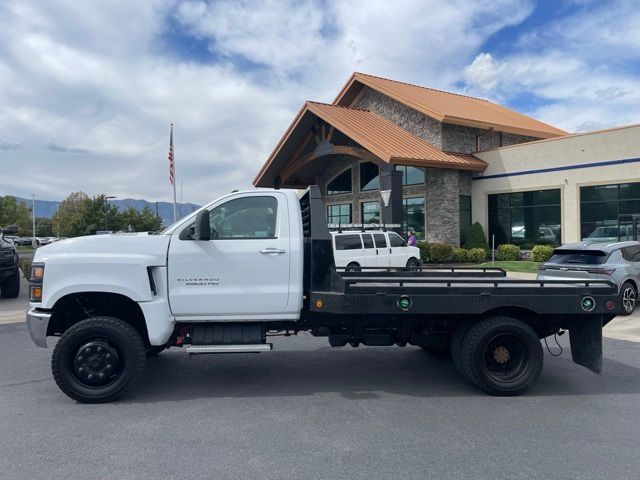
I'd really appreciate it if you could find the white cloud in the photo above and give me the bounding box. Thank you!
[461,1,640,132]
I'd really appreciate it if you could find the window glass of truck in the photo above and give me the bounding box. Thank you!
[335,234,362,250]
[209,196,277,239]
[373,233,387,248]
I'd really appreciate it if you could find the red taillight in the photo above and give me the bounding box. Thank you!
[586,268,616,275]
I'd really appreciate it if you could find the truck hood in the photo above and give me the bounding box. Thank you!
[34,232,171,266]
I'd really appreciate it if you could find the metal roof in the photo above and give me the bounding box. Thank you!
[334,73,568,139]
[253,101,487,187]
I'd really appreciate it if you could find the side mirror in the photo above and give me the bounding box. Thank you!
[194,209,211,241]
[1,225,18,236]
[178,209,211,241]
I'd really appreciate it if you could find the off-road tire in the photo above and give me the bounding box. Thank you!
[459,316,543,396]
[52,316,146,403]
[0,270,20,298]
[451,322,474,373]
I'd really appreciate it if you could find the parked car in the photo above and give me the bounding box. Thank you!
[332,230,421,270]
[12,236,35,246]
[0,226,20,298]
[537,241,640,314]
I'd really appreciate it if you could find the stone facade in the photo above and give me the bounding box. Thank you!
[312,86,540,245]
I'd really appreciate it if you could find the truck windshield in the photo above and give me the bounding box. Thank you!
[548,250,609,265]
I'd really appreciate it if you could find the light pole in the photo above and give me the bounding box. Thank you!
[32,194,36,248]
[105,196,116,232]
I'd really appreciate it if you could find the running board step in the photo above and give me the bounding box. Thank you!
[186,344,272,354]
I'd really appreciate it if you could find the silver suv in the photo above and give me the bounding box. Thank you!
[537,241,640,315]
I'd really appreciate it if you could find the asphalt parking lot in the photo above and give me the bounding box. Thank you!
[1,319,640,480]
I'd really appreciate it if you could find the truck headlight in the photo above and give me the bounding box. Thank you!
[29,263,44,302]
[30,264,45,280]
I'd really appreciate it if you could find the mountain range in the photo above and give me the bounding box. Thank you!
[15,197,201,226]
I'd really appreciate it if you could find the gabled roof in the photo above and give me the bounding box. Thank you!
[334,72,568,139]
[253,101,487,187]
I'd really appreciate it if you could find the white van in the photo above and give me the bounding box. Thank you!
[331,230,421,270]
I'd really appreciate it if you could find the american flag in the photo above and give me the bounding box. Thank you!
[168,123,174,185]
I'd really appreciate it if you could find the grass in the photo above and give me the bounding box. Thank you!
[476,261,541,274]
[16,246,37,253]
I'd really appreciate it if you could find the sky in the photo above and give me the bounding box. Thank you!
[1,0,639,205]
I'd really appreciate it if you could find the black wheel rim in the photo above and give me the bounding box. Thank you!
[481,333,529,384]
[71,338,123,388]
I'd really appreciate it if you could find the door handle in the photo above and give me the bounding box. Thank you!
[260,247,286,255]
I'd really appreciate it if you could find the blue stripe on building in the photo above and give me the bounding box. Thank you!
[472,157,640,181]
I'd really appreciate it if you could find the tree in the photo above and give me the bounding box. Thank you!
[52,192,90,237]
[119,206,162,232]
[464,222,489,251]
[0,196,32,235]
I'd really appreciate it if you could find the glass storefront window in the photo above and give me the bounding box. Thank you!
[327,169,352,196]
[395,165,426,186]
[403,196,425,240]
[361,201,380,223]
[360,162,379,191]
[488,189,561,248]
[580,182,640,241]
[327,204,351,224]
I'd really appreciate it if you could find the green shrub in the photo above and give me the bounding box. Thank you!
[531,244,555,262]
[496,244,520,261]
[451,247,468,262]
[464,222,488,251]
[417,242,430,263]
[18,258,32,279]
[467,248,487,263]
[429,243,453,263]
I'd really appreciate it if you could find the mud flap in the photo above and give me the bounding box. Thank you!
[569,315,603,374]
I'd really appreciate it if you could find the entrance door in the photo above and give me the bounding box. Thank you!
[168,192,290,319]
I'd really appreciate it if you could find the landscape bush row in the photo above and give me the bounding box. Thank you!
[417,242,555,264]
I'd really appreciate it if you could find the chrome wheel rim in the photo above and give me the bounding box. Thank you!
[622,287,636,312]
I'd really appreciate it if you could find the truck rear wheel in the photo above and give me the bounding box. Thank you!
[451,322,474,373]
[459,316,543,396]
[51,316,146,403]
[0,270,20,298]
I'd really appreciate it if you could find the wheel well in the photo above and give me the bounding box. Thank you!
[477,307,552,337]
[622,279,638,293]
[48,292,150,345]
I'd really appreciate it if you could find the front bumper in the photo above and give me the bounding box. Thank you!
[26,308,52,348]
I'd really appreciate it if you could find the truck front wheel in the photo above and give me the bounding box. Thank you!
[459,316,543,396]
[51,316,146,403]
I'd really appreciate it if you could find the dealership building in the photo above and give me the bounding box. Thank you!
[254,72,640,247]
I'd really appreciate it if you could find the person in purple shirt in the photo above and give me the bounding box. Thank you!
[407,230,417,246]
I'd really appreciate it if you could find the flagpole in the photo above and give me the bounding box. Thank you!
[170,123,177,223]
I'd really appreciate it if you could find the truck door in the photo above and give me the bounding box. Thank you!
[372,233,389,267]
[168,193,290,318]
